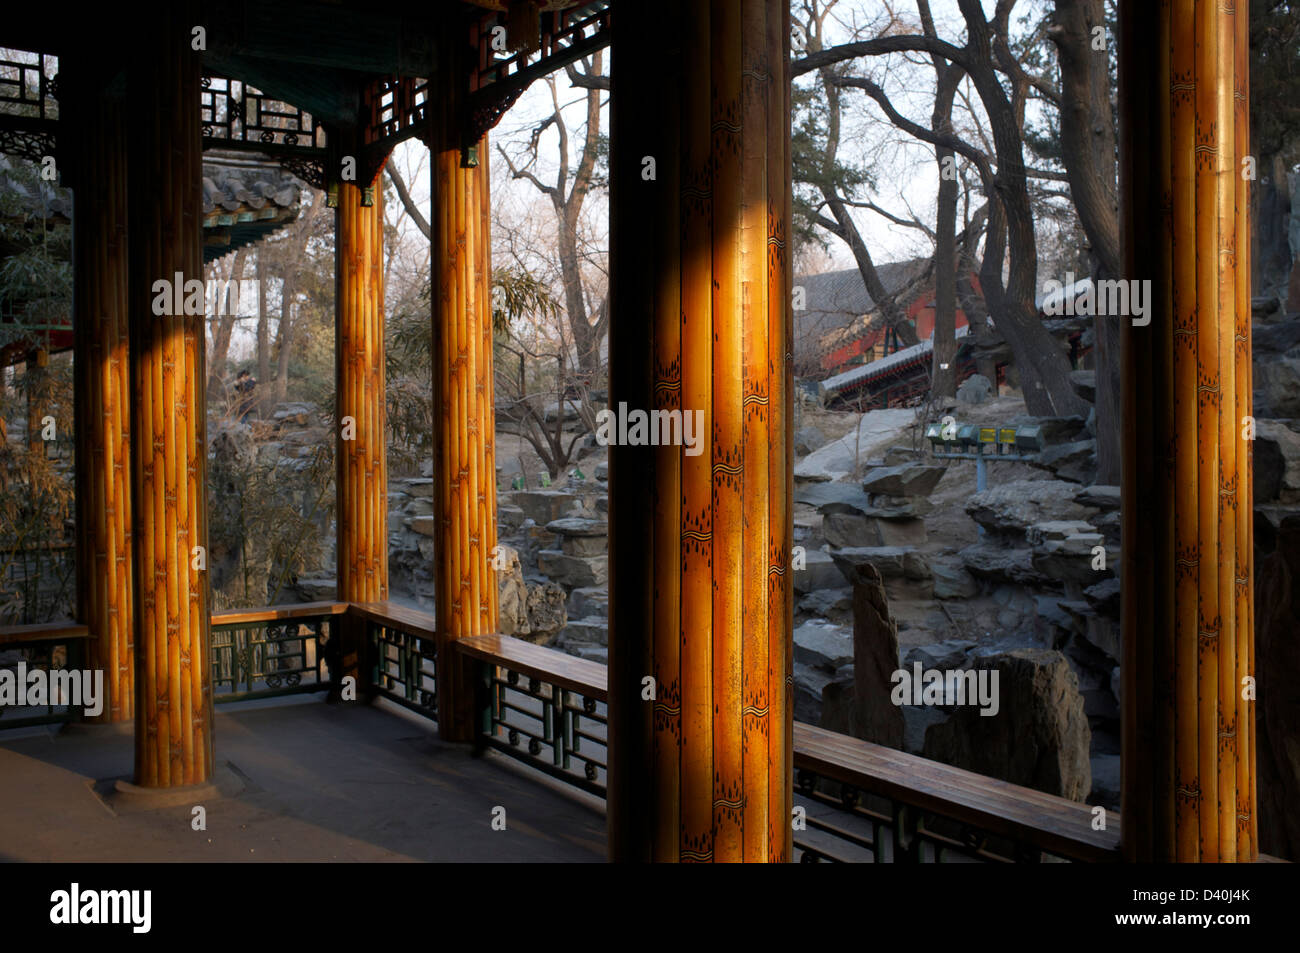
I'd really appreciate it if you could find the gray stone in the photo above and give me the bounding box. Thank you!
[560,616,608,647]
[823,511,877,548]
[831,546,912,581]
[956,373,994,405]
[904,639,976,671]
[794,408,919,482]
[537,550,607,588]
[1026,520,1098,546]
[902,550,931,581]
[818,560,904,749]
[562,535,607,558]
[862,494,934,518]
[1075,484,1121,510]
[498,504,526,533]
[511,490,580,525]
[929,556,980,599]
[861,462,948,498]
[525,583,568,643]
[922,648,1092,801]
[793,548,848,593]
[404,498,434,518]
[1084,578,1121,616]
[594,461,609,481]
[495,544,530,638]
[545,516,609,537]
[403,477,434,498]
[794,663,833,724]
[794,620,854,671]
[966,479,1096,537]
[960,542,1051,586]
[1028,440,1097,484]
[568,586,608,620]
[793,425,826,456]
[1254,419,1300,504]
[796,587,854,624]
[903,706,949,755]
[795,482,872,516]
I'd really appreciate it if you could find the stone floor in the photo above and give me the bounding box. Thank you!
[0,697,606,862]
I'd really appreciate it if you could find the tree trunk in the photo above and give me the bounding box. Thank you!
[256,250,270,413]
[959,0,1086,417]
[274,270,294,405]
[930,54,962,398]
[1051,0,1121,481]
[209,247,247,392]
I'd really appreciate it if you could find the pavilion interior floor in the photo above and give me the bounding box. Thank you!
[0,697,606,862]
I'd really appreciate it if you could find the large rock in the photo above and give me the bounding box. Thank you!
[568,586,608,620]
[1254,353,1300,418]
[537,550,607,588]
[929,556,980,599]
[861,462,948,498]
[1075,484,1120,510]
[956,373,994,405]
[818,560,904,749]
[796,587,854,624]
[793,425,826,456]
[794,662,833,724]
[511,490,579,525]
[794,408,918,482]
[793,548,848,593]
[960,542,1052,586]
[1028,440,1097,484]
[495,544,530,638]
[1255,419,1300,504]
[794,620,854,670]
[525,582,567,643]
[795,481,872,515]
[922,648,1092,801]
[965,479,1096,537]
[830,546,912,581]
[822,511,877,548]
[546,516,609,557]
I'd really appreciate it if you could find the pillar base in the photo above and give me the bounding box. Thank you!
[104,764,244,813]
[60,720,135,737]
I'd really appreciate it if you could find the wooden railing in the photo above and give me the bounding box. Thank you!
[0,602,1123,862]
[0,620,89,728]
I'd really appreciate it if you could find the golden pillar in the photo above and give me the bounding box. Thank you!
[335,184,389,605]
[1119,0,1255,861]
[126,0,214,786]
[608,0,793,862]
[429,34,499,743]
[70,75,134,724]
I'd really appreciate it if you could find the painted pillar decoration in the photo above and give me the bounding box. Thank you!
[126,0,214,787]
[71,77,134,724]
[608,0,793,862]
[1120,0,1255,861]
[335,183,389,604]
[429,33,499,743]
